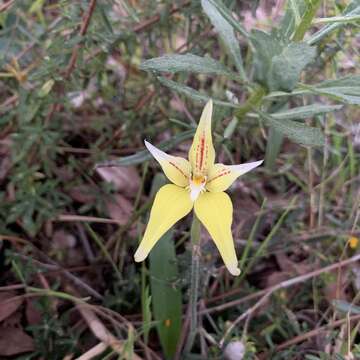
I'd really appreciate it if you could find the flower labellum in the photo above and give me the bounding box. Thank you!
[134,100,263,276]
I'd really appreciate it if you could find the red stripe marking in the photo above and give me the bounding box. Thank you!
[207,169,231,183]
[169,161,188,178]
[198,133,205,172]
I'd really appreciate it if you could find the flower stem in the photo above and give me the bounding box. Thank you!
[184,215,201,354]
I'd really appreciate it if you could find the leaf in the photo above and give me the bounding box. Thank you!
[279,0,307,39]
[266,75,360,105]
[265,127,284,170]
[0,292,23,322]
[202,0,248,38]
[250,29,284,89]
[0,326,34,356]
[292,0,321,41]
[148,174,182,359]
[67,185,96,204]
[96,166,140,196]
[269,42,316,92]
[262,101,338,169]
[158,77,238,108]
[201,0,246,79]
[250,30,316,91]
[270,104,342,120]
[258,110,324,146]
[305,75,360,105]
[308,0,360,44]
[26,299,42,326]
[140,53,232,76]
[332,300,360,315]
[105,194,133,225]
[141,286,152,344]
[96,130,194,167]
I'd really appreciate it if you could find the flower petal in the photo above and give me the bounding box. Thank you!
[134,184,193,262]
[188,100,215,176]
[194,191,240,276]
[206,160,263,193]
[145,140,191,187]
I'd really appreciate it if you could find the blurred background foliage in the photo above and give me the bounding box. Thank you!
[0,0,359,359]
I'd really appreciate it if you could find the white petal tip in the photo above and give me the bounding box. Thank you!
[230,159,264,176]
[250,159,264,168]
[228,265,241,276]
[134,250,147,262]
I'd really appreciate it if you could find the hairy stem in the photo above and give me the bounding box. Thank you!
[184,215,201,354]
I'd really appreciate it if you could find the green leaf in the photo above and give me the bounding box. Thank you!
[203,0,248,38]
[157,77,239,108]
[269,103,342,120]
[149,174,182,359]
[258,110,324,146]
[304,75,360,105]
[333,300,360,315]
[201,0,246,79]
[223,117,238,139]
[292,0,321,41]
[308,0,360,44]
[141,286,152,344]
[269,42,316,91]
[95,130,194,167]
[265,128,284,169]
[140,53,232,76]
[250,30,316,91]
[266,75,360,105]
[250,30,284,88]
[279,0,307,39]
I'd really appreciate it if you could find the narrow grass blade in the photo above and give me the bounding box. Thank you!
[241,196,297,279]
[141,280,152,344]
[235,198,267,286]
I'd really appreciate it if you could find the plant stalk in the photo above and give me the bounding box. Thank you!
[184,215,201,354]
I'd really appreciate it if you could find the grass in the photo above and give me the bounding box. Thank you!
[0,0,359,359]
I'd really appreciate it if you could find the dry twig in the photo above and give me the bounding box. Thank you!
[74,343,107,360]
[76,304,143,360]
[64,0,98,78]
[218,253,360,346]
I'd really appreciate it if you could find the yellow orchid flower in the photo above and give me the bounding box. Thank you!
[134,100,263,276]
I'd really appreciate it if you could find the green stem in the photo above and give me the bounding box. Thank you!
[184,215,201,354]
[234,85,266,121]
[292,0,322,42]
